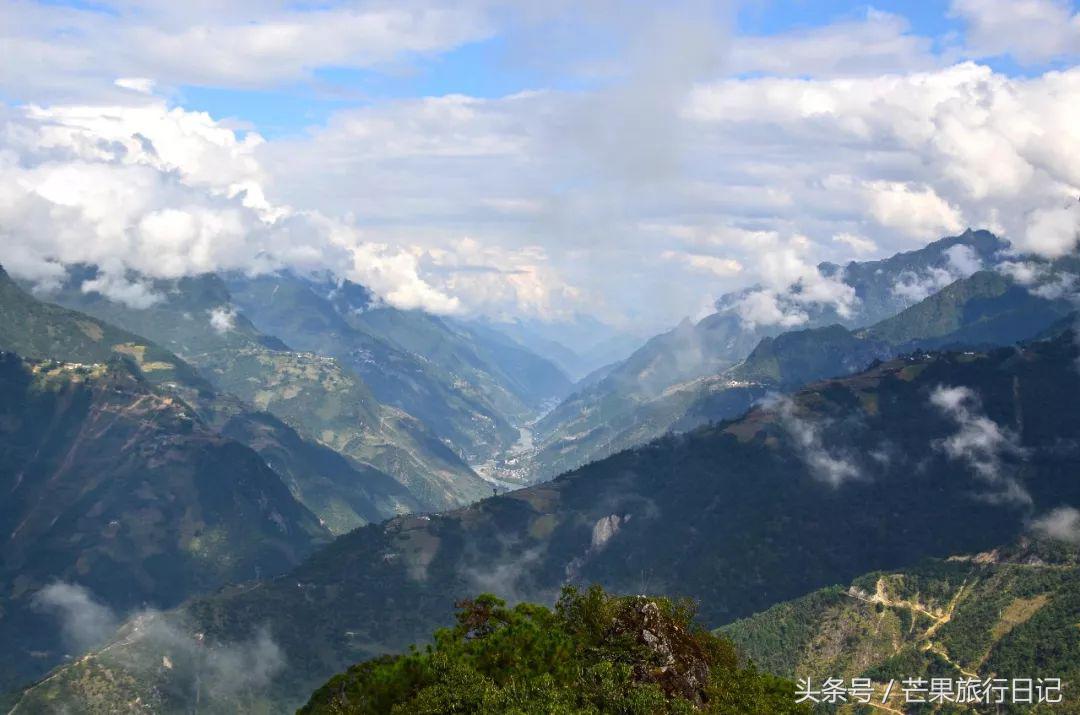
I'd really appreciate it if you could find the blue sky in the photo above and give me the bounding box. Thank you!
[158,1,1076,140]
[1,0,1078,326]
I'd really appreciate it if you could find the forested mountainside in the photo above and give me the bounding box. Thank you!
[0,266,424,531]
[0,354,330,695]
[14,327,1079,712]
[223,271,569,464]
[36,266,491,512]
[519,233,1061,483]
[724,539,1080,711]
[732,266,1076,391]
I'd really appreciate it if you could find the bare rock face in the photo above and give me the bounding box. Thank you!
[612,598,713,707]
[590,514,622,550]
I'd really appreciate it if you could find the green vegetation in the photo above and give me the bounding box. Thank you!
[300,586,807,715]
[0,354,329,695]
[527,231,1048,482]
[723,541,1080,710]
[42,267,491,513]
[15,329,1080,712]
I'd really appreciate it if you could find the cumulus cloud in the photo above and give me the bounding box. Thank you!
[996,257,1080,301]
[892,244,986,302]
[1019,202,1080,258]
[930,385,1031,505]
[1030,506,1080,543]
[2,6,1080,329]
[80,272,163,309]
[865,181,965,239]
[769,395,861,487]
[728,9,940,77]
[728,237,858,328]
[0,101,465,315]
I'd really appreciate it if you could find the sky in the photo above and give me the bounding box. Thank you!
[1,0,1078,333]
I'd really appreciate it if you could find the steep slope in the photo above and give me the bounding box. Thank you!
[41,267,489,512]
[723,540,1080,711]
[0,354,330,695]
[224,270,570,464]
[0,265,207,392]
[0,266,425,531]
[729,268,1075,391]
[202,347,486,511]
[444,318,573,410]
[17,330,1080,711]
[529,230,1010,481]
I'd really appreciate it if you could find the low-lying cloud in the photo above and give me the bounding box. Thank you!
[32,581,120,654]
[930,385,1031,505]
[770,395,861,487]
[1030,506,1080,544]
[30,582,285,705]
[892,244,986,302]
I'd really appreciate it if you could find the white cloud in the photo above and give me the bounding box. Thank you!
[728,237,858,328]
[734,290,810,329]
[1030,506,1080,543]
[2,2,1080,330]
[81,273,163,309]
[891,244,985,302]
[32,581,284,701]
[114,77,156,95]
[769,395,861,487]
[0,101,465,315]
[255,60,1080,327]
[0,2,494,99]
[930,385,1031,505]
[1019,202,1080,258]
[951,0,1080,64]
[32,582,119,654]
[729,9,941,78]
[208,306,237,334]
[865,181,965,238]
[833,232,877,255]
[661,251,744,277]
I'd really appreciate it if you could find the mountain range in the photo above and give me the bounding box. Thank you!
[517,230,1046,482]
[3,227,1079,713]
[12,321,1079,711]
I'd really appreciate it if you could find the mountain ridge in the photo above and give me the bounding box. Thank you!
[15,328,1080,711]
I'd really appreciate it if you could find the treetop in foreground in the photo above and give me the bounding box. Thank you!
[299,585,807,714]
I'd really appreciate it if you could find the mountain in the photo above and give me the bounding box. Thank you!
[471,314,650,381]
[0,353,330,696]
[15,328,1080,711]
[573,265,1076,482]
[730,267,1076,391]
[39,267,490,512]
[524,234,1045,481]
[0,265,425,533]
[446,318,573,409]
[0,265,208,392]
[526,230,1010,482]
[723,539,1080,711]
[222,271,536,465]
